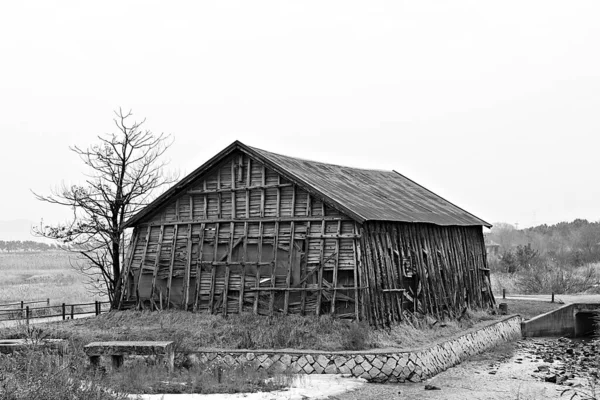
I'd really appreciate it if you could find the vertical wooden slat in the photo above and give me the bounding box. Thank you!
[260,165,266,217]
[149,225,166,304]
[239,221,248,313]
[208,223,219,314]
[190,195,194,220]
[330,220,341,314]
[182,224,193,309]
[193,223,206,311]
[222,222,234,315]
[300,221,310,315]
[284,221,295,314]
[175,198,180,221]
[352,222,362,321]
[231,161,236,219]
[269,221,279,316]
[203,180,208,219]
[217,168,222,219]
[166,224,179,308]
[315,218,325,316]
[254,221,263,314]
[245,158,251,218]
[133,225,152,301]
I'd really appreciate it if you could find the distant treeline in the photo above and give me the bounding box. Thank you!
[486,219,600,269]
[0,240,58,252]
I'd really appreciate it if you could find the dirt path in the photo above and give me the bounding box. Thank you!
[341,338,595,400]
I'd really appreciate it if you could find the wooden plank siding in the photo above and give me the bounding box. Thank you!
[121,149,494,325]
[122,151,360,318]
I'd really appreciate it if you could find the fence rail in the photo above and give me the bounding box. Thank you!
[0,299,51,309]
[0,300,111,325]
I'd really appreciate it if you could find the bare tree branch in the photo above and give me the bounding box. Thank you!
[33,109,177,308]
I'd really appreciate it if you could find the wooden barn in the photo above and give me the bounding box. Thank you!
[120,141,495,327]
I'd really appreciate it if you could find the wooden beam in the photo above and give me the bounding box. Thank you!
[330,220,341,314]
[352,222,362,321]
[182,224,193,309]
[253,221,263,315]
[193,223,206,311]
[165,224,179,308]
[269,221,279,316]
[133,226,152,302]
[138,216,353,226]
[316,218,325,316]
[222,222,234,316]
[149,225,165,304]
[208,223,219,314]
[187,183,293,195]
[239,221,248,313]
[283,221,295,314]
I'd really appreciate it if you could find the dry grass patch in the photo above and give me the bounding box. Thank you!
[7,309,506,353]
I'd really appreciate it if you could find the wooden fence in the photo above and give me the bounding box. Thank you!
[0,300,111,324]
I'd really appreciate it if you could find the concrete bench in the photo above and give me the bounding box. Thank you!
[84,341,174,372]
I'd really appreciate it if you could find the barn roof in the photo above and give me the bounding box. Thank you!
[123,141,491,228]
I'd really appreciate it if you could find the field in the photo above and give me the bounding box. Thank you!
[0,251,106,306]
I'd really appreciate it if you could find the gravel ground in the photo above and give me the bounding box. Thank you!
[339,338,597,400]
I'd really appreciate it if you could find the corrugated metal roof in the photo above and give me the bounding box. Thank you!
[248,145,491,227]
[123,141,491,228]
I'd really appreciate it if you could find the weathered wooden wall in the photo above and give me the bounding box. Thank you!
[358,222,495,327]
[121,150,494,325]
[121,151,362,318]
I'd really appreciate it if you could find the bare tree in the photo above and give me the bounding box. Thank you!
[33,109,176,308]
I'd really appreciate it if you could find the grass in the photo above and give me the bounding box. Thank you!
[0,251,106,306]
[1,308,505,354]
[497,299,563,320]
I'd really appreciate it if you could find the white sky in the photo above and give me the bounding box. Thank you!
[1,0,599,233]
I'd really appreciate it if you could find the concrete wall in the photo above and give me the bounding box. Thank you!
[187,315,521,383]
[521,303,600,338]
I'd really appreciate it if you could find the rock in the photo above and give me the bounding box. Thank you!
[489,370,497,375]
[424,384,441,390]
[545,375,557,383]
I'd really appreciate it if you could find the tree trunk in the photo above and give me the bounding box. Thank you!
[111,236,121,310]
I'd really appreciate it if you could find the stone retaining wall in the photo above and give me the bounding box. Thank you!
[190,315,521,383]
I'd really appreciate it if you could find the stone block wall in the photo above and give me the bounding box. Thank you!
[189,315,521,383]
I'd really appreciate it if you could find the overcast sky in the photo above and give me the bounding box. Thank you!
[1,1,599,237]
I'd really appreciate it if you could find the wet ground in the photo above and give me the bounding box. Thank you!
[343,337,599,400]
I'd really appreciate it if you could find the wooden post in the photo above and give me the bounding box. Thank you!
[70,305,74,319]
[254,222,263,315]
[269,222,279,316]
[95,301,99,316]
[25,306,29,325]
[62,303,66,320]
[222,222,234,316]
[503,288,506,299]
[193,223,206,311]
[132,225,152,302]
[316,219,326,316]
[182,224,193,309]
[208,223,220,314]
[239,222,248,313]
[47,298,50,306]
[330,220,341,314]
[166,224,179,309]
[150,225,166,301]
[551,292,554,303]
[284,221,295,314]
